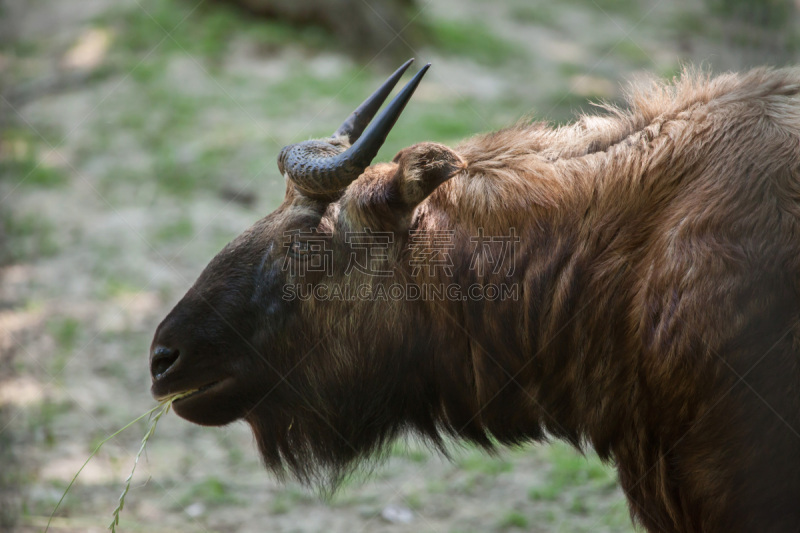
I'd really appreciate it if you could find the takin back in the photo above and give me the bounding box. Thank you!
[149,60,800,532]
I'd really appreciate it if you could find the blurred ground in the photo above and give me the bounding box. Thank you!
[0,0,796,532]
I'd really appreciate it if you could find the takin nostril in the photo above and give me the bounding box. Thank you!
[151,345,180,379]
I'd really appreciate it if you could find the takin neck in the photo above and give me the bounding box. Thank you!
[407,130,672,456]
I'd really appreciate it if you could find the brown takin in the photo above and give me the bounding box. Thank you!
[149,59,800,532]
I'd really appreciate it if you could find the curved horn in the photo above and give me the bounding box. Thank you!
[280,63,431,197]
[333,58,414,143]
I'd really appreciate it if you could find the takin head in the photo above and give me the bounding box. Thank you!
[149,60,468,486]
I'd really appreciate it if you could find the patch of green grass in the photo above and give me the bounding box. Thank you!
[785,30,800,56]
[92,92,234,200]
[407,448,428,463]
[151,149,208,195]
[424,18,524,65]
[46,317,81,352]
[602,498,635,528]
[528,484,560,502]
[25,479,83,518]
[186,6,242,58]
[97,359,132,381]
[389,440,429,463]
[105,0,186,52]
[569,494,589,514]
[0,406,20,529]
[1,211,60,262]
[669,10,708,36]
[225,444,245,466]
[260,68,374,122]
[87,430,112,457]
[106,1,241,60]
[549,444,615,487]
[426,478,447,494]
[458,451,513,476]
[179,476,238,507]
[145,88,208,136]
[658,63,685,82]
[98,275,142,300]
[242,17,330,51]
[270,486,315,513]
[600,38,652,67]
[561,0,641,16]
[510,5,559,27]
[124,92,238,195]
[0,157,68,188]
[455,472,482,496]
[415,108,483,142]
[597,0,641,14]
[403,491,424,511]
[499,510,529,529]
[153,215,194,242]
[330,490,380,508]
[129,59,163,84]
[269,494,291,515]
[102,0,331,79]
[0,37,40,57]
[528,444,617,505]
[1,130,69,188]
[27,399,72,449]
[46,317,81,377]
[557,62,586,78]
[544,90,592,123]
[707,0,795,28]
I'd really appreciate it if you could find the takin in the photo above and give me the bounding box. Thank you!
[149,60,800,532]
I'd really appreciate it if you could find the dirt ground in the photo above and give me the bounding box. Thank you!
[0,0,795,532]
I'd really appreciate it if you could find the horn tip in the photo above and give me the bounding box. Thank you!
[415,63,431,78]
[397,58,415,71]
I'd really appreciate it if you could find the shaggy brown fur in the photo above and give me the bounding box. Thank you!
[150,67,800,532]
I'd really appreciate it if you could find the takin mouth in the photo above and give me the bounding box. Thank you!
[156,380,221,404]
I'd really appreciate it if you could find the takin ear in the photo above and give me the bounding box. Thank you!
[390,142,465,211]
[340,143,464,232]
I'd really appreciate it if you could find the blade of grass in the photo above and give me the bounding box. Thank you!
[45,392,193,533]
[109,398,173,532]
[44,403,162,532]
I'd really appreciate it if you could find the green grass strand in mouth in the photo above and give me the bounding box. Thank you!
[44,390,196,532]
